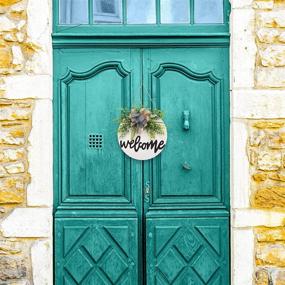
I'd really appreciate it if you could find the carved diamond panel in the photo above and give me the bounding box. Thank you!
[65,249,93,283]
[56,218,138,285]
[192,249,219,283]
[100,249,128,283]
[147,218,229,285]
[157,249,185,283]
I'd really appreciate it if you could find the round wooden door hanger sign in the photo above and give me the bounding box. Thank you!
[117,108,167,161]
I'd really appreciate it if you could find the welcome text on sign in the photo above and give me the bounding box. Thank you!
[119,135,165,154]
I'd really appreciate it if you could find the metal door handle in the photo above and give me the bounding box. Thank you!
[182,162,191,171]
[183,110,190,131]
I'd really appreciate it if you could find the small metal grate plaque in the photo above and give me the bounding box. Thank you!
[89,134,103,149]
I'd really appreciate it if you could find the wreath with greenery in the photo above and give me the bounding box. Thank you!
[118,107,165,138]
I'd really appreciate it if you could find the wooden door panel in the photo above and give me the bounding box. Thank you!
[64,63,131,202]
[55,218,138,285]
[55,49,142,207]
[146,217,229,285]
[144,48,229,209]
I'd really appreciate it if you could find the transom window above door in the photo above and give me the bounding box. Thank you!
[59,0,225,25]
[54,0,230,36]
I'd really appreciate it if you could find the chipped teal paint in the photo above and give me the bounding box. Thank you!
[53,1,230,284]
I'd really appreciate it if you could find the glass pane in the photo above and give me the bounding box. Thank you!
[94,0,122,23]
[194,0,224,24]
[161,0,190,24]
[59,0,89,24]
[127,0,156,24]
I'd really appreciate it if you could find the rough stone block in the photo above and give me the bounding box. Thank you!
[0,130,26,145]
[0,188,24,204]
[15,31,24,42]
[275,270,285,285]
[0,165,6,177]
[275,15,285,28]
[249,149,258,165]
[253,121,284,129]
[255,227,285,242]
[256,243,285,266]
[259,46,285,67]
[269,173,285,182]
[0,240,22,255]
[257,28,279,43]
[0,0,21,6]
[253,172,268,182]
[256,11,276,27]
[0,106,32,121]
[10,1,26,12]
[12,45,23,67]
[249,131,266,147]
[0,5,7,13]
[255,269,270,285]
[4,32,18,42]
[252,186,285,208]
[16,19,25,30]
[0,15,16,31]
[0,256,27,280]
[256,11,285,28]
[4,162,25,174]
[0,47,12,68]
[0,176,26,204]
[257,151,282,171]
[268,133,285,149]
[0,176,26,191]
[0,148,25,162]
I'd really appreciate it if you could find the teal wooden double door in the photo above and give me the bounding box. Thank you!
[54,47,230,284]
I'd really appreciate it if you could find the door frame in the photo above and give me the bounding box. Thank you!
[53,1,231,284]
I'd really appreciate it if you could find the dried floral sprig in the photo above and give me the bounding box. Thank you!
[118,107,164,138]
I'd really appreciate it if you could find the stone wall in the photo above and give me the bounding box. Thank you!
[256,0,285,88]
[252,1,285,284]
[0,0,52,284]
[231,0,285,284]
[0,99,33,284]
[249,120,285,284]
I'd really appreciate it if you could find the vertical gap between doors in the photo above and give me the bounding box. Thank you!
[141,47,147,285]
